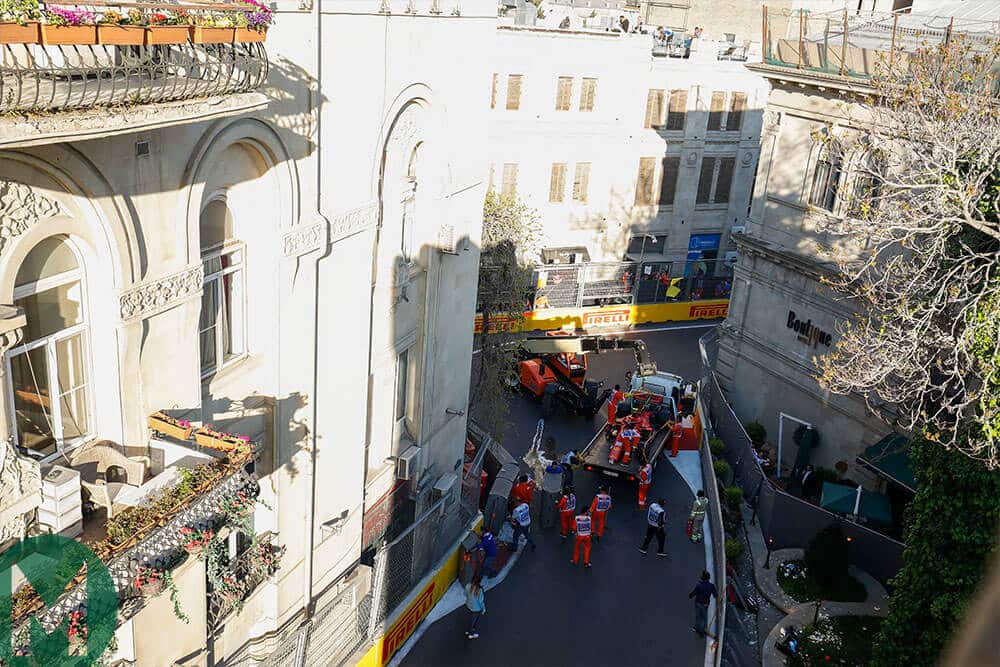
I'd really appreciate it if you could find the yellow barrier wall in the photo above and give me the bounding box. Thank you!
[474,300,729,333]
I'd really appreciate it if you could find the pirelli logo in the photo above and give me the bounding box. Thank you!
[382,581,437,663]
[583,309,631,327]
[689,303,728,319]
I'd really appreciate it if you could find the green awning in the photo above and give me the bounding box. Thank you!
[856,432,916,492]
[820,482,893,526]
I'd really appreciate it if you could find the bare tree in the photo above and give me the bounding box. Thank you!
[817,36,1000,465]
[469,191,542,441]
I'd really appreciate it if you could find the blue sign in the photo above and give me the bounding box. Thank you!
[687,233,721,252]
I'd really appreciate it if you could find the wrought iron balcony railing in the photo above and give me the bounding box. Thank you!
[0,40,267,112]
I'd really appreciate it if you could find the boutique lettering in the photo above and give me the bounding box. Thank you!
[786,310,832,348]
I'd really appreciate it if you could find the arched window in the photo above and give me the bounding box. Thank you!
[7,236,91,457]
[808,141,843,212]
[199,198,246,378]
[847,148,886,219]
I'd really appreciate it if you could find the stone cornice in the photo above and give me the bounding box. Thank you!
[733,233,840,282]
[119,265,203,322]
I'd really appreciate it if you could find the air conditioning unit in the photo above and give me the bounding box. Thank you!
[724,250,739,267]
[729,225,746,238]
[437,224,458,255]
[396,445,422,480]
[432,472,458,500]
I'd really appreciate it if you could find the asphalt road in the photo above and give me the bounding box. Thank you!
[402,323,717,667]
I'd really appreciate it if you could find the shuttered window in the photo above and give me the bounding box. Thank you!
[506,74,523,111]
[696,158,716,204]
[556,76,573,111]
[644,89,665,129]
[715,157,735,203]
[572,163,591,203]
[490,73,498,110]
[696,156,737,205]
[502,163,519,197]
[707,91,726,131]
[549,163,567,202]
[665,89,687,130]
[728,92,746,131]
[634,157,657,206]
[658,157,680,206]
[580,78,597,112]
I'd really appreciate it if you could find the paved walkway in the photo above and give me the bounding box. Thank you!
[741,507,889,666]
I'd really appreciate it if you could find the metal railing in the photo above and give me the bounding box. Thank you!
[208,532,284,631]
[696,392,726,667]
[0,41,267,112]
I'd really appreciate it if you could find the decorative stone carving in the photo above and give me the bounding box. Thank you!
[0,437,42,543]
[282,221,328,258]
[330,202,378,245]
[741,152,756,167]
[119,265,203,322]
[763,110,780,129]
[0,181,63,256]
[387,104,422,155]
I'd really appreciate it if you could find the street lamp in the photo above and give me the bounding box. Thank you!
[637,233,657,268]
[763,536,774,569]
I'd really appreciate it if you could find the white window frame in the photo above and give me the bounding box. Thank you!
[6,258,94,460]
[200,242,248,379]
[394,348,414,442]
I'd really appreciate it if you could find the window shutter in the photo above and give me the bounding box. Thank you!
[556,77,573,111]
[506,75,523,111]
[696,157,715,204]
[707,91,726,131]
[635,157,656,206]
[490,73,498,110]
[728,92,746,132]
[644,89,664,129]
[580,78,597,112]
[502,163,519,197]
[573,162,591,202]
[658,156,680,206]
[549,163,567,202]
[715,157,735,203]
[666,89,687,130]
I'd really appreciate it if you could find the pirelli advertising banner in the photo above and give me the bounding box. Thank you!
[473,299,729,334]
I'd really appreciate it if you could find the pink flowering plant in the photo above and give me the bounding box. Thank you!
[179,524,215,551]
[44,6,95,25]
[238,0,272,31]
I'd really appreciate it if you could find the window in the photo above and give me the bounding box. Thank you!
[658,157,681,206]
[549,163,567,203]
[401,144,420,261]
[395,349,409,423]
[506,74,523,111]
[501,163,519,198]
[809,145,842,212]
[644,89,664,129]
[200,199,246,377]
[8,237,91,457]
[847,151,884,218]
[555,76,573,111]
[580,78,597,112]
[696,156,736,205]
[634,157,658,206]
[626,234,667,254]
[490,73,498,109]
[665,89,688,130]
[572,163,591,203]
[728,92,746,131]
[707,91,726,131]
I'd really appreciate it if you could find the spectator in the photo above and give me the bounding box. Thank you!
[509,501,536,553]
[689,571,718,637]
[618,15,630,33]
[464,575,486,640]
[478,530,499,578]
[559,15,570,29]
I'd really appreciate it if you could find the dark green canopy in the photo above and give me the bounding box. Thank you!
[820,482,893,526]
[856,432,916,493]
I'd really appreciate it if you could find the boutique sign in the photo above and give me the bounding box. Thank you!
[787,310,833,348]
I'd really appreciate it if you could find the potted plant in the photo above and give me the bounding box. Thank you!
[179,524,214,555]
[98,8,145,45]
[191,12,235,43]
[135,565,164,596]
[66,610,87,655]
[247,540,285,579]
[0,0,41,43]
[217,574,247,606]
[234,0,271,42]
[194,424,250,453]
[221,489,257,518]
[41,7,97,45]
[146,9,189,45]
[148,410,193,441]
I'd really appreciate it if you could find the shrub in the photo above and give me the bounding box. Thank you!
[725,538,744,564]
[723,485,743,511]
[745,421,767,447]
[713,459,731,482]
[805,523,849,587]
[709,437,726,457]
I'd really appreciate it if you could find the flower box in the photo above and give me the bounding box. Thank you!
[98,24,146,45]
[40,24,97,45]
[235,27,266,43]
[191,26,235,43]
[0,22,40,44]
[148,411,193,441]
[194,427,248,453]
[146,25,189,45]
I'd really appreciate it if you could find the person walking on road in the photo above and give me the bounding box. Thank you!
[689,570,718,637]
[688,490,709,543]
[571,509,593,568]
[509,501,536,553]
[557,487,577,539]
[589,486,612,539]
[637,459,652,509]
[478,530,498,578]
[464,575,486,639]
[639,498,667,556]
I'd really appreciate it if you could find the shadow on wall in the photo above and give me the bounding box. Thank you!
[263,54,327,157]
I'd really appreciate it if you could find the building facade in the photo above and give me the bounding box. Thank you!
[0,0,493,664]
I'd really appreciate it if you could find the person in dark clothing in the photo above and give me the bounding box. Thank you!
[689,570,718,637]
[639,498,667,556]
[478,531,499,578]
[618,15,629,33]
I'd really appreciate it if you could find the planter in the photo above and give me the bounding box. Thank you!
[194,429,245,453]
[191,26,235,43]
[40,24,98,45]
[98,24,146,45]
[183,544,204,556]
[139,580,164,597]
[0,22,40,44]
[235,27,266,43]
[145,25,190,45]
[148,412,193,441]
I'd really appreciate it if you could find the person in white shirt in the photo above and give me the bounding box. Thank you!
[509,501,536,553]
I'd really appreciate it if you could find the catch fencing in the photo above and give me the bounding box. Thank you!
[696,391,727,667]
[698,329,904,586]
